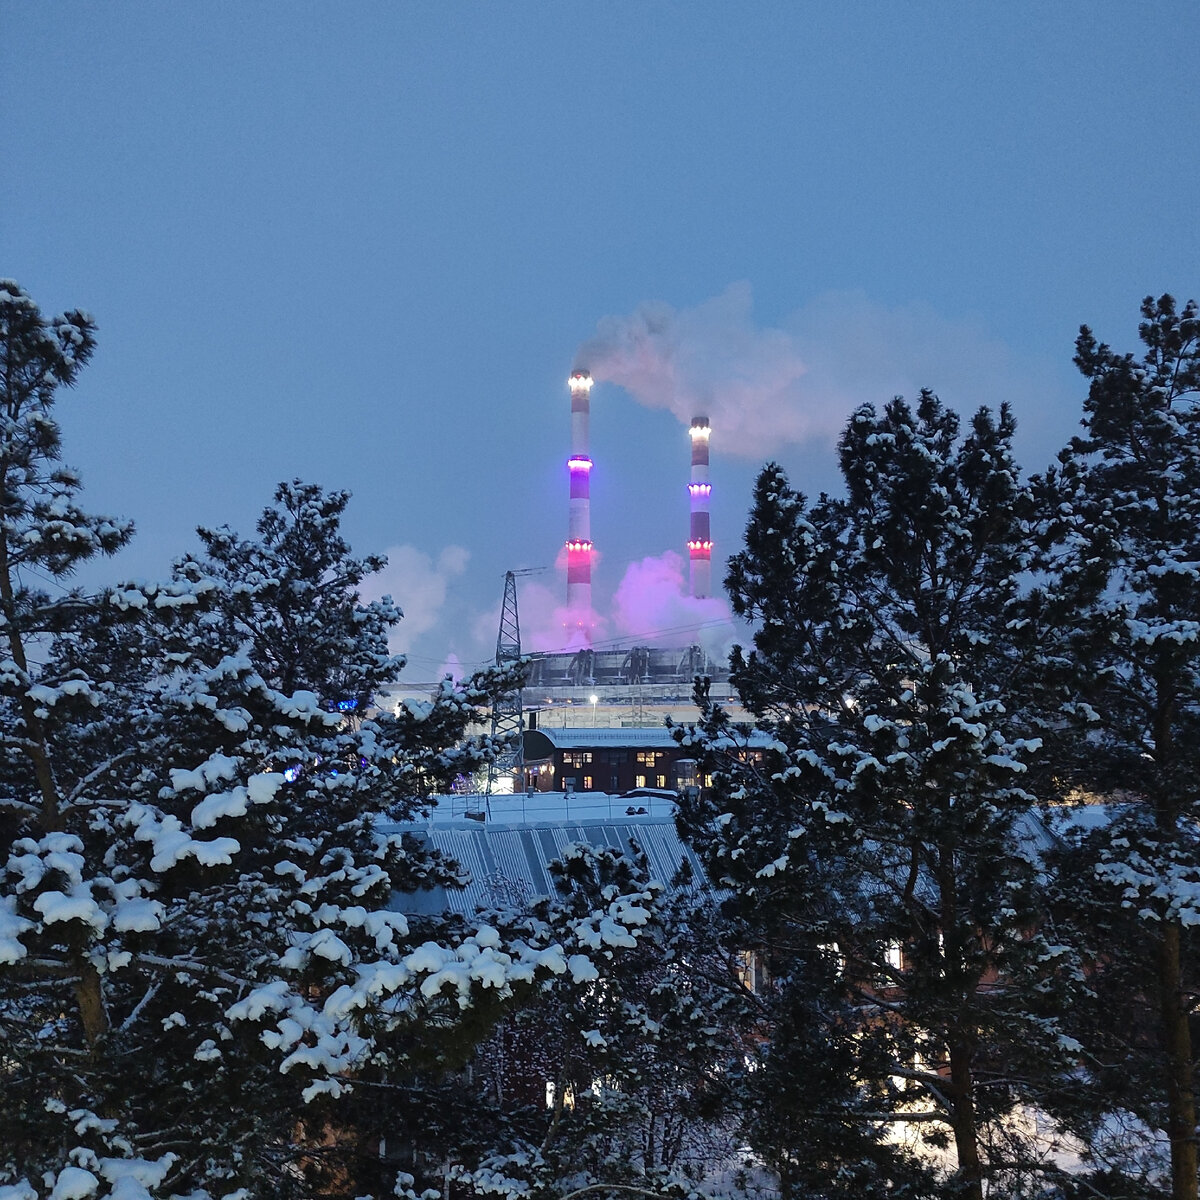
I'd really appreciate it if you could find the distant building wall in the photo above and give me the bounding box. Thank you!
[520,727,765,796]
[525,644,729,691]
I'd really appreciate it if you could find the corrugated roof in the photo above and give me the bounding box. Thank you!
[436,790,678,824]
[537,727,682,748]
[536,727,776,750]
[382,816,708,917]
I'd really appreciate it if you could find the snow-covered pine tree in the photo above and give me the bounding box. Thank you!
[677,394,1081,1200]
[0,282,547,1199]
[0,278,133,848]
[1036,295,1200,1200]
[0,281,141,1184]
[458,842,749,1200]
[176,480,393,708]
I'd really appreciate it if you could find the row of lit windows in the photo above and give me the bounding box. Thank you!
[574,774,670,790]
[559,776,720,794]
[563,749,670,767]
[635,774,668,789]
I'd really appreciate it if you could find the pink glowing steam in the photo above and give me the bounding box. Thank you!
[611,551,736,655]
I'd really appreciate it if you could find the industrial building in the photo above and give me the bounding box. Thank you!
[468,369,752,800]
[525,641,732,702]
[521,726,697,796]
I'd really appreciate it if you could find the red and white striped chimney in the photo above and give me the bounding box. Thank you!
[688,416,712,598]
[566,370,595,616]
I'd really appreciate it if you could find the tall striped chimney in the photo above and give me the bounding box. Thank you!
[688,416,712,598]
[566,370,595,616]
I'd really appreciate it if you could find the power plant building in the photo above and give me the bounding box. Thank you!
[442,369,743,803]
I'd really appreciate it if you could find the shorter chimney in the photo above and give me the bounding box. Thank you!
[566,371,595,618]
[687,416,712,598]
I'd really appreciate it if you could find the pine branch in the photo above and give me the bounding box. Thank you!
[134,953,253,990]
[0,795,40,815]
[62,748,138,807]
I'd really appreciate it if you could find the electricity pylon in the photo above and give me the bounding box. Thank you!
[486,569,538,801]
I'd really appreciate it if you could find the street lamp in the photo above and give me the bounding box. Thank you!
[589,694,598,727]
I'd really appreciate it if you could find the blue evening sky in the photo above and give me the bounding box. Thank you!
[3,4,1197,680]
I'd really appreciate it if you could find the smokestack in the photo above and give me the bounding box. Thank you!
[688,416,712,598]
[567,370,595,618]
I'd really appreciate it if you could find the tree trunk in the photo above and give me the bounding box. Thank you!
[0,534,61,824]
[939,841,984,1200]
[75,958,109,1051]
[1,533,108,1046]
[1154,685,1198,1200]
[948,1037,984,1200]
[1160,920,1199,1200]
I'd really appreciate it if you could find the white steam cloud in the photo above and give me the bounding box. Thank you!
[364,544,470,654]
[512,553,740,664]
[577,284,1072,461]
[576,282,820,459]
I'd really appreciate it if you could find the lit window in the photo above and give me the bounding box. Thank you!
[635,774,647,788]
[583,775,593,790]
[736,950,762,993]
[875,940,905,988]
[818,942,845,974]
[545,1082,576,1110]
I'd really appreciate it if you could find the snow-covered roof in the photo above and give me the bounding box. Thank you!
[435,789,679,825]
[535,726,682,749]
[382,811,707,917]
[380,793,1071,920]
[534,726,776,750]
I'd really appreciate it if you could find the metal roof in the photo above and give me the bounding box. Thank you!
[536,727,683,749]
[533,726,776,750]
[381,814,708,917]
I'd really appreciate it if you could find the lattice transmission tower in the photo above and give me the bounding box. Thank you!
[486,570,534,798]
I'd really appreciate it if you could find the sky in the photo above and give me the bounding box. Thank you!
[3,3,1198,684]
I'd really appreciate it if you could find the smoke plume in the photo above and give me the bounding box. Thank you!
[611,551,738,661]
[436,653,463,684]
[576,282,822,459]
[577,284,1073,462]
[515,574,610,655]
[364,543,469,654]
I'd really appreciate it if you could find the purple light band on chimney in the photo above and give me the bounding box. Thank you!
[688,416,712,597]
[566,372,595,621]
